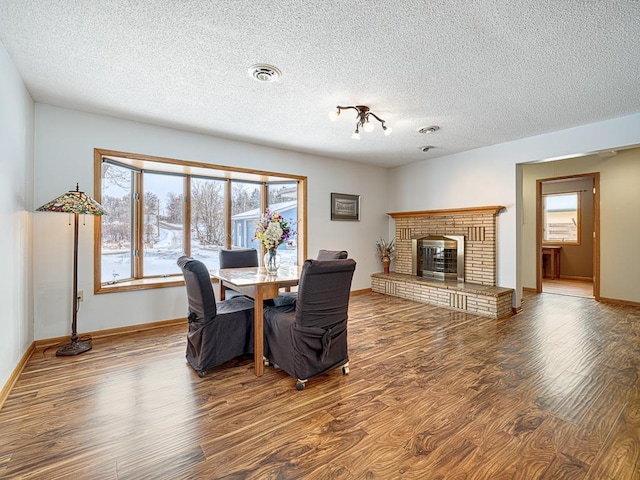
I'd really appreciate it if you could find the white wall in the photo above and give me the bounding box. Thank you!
[0,42,34,388]
[522,149,640,302]
[33,105,389,340]
[389,113,640,306]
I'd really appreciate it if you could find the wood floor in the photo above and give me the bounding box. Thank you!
[542,278,594,298]
[2,291,640,479]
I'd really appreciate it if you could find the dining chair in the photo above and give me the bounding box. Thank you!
[177,255,254,377]
[273,249,349,307]
[316,249,348,260]
[263,258,356,390]
[218,248,259,298]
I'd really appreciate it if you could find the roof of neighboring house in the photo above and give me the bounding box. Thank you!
[232,200,297,221]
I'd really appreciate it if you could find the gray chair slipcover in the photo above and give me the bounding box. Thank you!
[316,249,348,260]
[273,249,349,307]
[264,258,356,389]
[218,248,259,299]
[177,255,255,377]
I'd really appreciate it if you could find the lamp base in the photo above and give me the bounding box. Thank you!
[56,340,92,356]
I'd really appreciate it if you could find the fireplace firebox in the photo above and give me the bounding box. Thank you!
[411,235,465,282]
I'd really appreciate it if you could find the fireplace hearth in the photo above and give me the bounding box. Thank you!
[411,235,465,282]
[371,207,512,319]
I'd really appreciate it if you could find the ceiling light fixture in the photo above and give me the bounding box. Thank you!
[418,125,440,134]
[329,105,391,140]
[248,64,282,82]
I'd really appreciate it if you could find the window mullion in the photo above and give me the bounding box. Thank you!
[184,176,191,256]
[224,180,232,249]
[259,182,268,258]
[134,172,143,279]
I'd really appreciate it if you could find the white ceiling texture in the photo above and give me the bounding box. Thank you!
[1,1,639,168]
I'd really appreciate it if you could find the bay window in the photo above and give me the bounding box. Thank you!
[94,149,306,293]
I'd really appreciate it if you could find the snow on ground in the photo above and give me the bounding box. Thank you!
[102,223,297,283]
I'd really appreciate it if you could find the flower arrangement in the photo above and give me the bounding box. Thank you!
[254,209,295,250]
[376,238,396,258]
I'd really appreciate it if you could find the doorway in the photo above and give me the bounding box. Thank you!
[536,173,600,299]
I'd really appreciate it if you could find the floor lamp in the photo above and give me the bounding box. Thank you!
[37,184,107,356]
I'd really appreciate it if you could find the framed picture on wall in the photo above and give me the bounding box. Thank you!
[331,192,360,221]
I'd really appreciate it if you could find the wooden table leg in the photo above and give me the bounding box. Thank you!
[254,285,264,377]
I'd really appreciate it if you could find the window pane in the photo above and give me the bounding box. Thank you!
[544,192,579,243]
[101,163,133,283]
[231,182,260,249]
[143,173,184,276]
[268,183,298,266]
[191,177,226,271]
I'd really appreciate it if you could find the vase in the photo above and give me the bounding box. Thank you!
[381,255,391,274]
[264,248,281,275]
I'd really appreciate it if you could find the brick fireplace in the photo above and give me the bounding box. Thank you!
[393,206,503,285]
[371,206,514,319]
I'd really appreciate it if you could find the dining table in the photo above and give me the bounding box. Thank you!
[210,264,300,376]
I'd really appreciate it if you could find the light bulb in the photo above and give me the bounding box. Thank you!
[329,109,340,122]
[383,126,392,136]
[351,129,361,140]
[363,121,375,133]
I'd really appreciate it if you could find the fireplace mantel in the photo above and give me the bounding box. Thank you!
[387,205,505,219]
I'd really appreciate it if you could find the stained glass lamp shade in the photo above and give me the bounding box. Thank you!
[36,184,107,356]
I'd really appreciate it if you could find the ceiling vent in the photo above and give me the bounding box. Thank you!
[418,125,440,134]
[596,150,617,158]
[248,64,282,82]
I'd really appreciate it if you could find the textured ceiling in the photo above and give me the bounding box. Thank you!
[1,1,639,168]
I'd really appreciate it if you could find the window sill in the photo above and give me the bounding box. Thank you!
[96,276,218,294]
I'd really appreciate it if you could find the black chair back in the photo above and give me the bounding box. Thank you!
[177,255,255,376]
[219,248,259,269]
[295,259,356,329]
[177,255,217,321]
[316,249,348,260]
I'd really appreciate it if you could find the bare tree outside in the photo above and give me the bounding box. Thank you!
[101,163,133,282]
[165,192,184,225]
[143,191,160,245]
[101,163,133,245]
[191,178,225,246]
[232,182,260,216]
[101,195,131,244]
[102,162,131,190]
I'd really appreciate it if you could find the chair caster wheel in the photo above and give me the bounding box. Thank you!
[342,366,349,375]
[263,358,270,367]
[197,371,205,378]
[295,380,306,390]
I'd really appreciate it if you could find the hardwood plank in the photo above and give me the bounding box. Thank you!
[2,291,640,479]
[583,389,640,480]
[542,278,594,298]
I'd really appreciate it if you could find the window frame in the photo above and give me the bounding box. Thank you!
[542,191,581,246]
[94,148,307,294]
